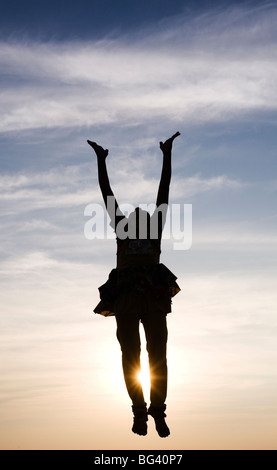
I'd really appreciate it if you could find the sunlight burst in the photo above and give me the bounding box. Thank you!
[138,357,151,399]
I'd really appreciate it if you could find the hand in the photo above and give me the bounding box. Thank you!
[87,140,109,159]
[159,132,180,153]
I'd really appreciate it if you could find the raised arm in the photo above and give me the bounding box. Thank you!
[87,140,124,227]
[156,132,180,207]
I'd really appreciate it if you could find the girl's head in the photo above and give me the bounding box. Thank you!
[127,207,151,239]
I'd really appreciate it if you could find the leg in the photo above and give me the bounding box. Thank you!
[116,314,145,407]
[141,300,170,438]
[142,311,168,407]
[115,294,147,435]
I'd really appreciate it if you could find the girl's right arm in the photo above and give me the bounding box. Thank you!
[87,140,124,229]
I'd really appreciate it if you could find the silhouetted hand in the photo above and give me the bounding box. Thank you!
[159,132,180,153]
[87,140,109,159]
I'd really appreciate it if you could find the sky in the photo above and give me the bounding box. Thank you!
[0,0,277,450]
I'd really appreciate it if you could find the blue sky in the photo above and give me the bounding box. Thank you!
[1,0,277,450]
[0,0,248,40]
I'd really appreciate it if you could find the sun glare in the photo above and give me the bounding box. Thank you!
[138,355,151,398]
[138,327,151,399]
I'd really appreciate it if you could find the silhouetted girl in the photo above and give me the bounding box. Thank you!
[87,133,180,437]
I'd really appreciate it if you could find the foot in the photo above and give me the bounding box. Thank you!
[87,140,109,159]
[132,404,148,436]
[148,404,170,438]
[160,132,180,153]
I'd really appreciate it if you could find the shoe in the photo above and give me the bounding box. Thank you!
[148,404,170,438]
[132,404,148,436]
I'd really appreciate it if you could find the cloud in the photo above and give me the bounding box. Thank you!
[193,226,277,247]
[0,164,100,213]
[171,174,243,200]
[0,251,58,274]
[0,3,276,133]
[0,160,243,215]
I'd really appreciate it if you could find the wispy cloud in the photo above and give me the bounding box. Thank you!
[0,165,99,213]
[171,174,243,200]
[0,3,276,133]
[0,163,243,213]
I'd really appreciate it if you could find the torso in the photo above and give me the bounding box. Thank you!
[116,238,161,269]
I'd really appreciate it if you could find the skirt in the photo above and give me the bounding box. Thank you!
[93,263,180,317]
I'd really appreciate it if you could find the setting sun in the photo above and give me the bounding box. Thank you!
[137,327,151,399]
[138,359,151,398]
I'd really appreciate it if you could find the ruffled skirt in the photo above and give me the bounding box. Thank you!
[94,263,180,317]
